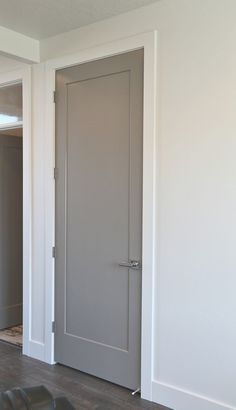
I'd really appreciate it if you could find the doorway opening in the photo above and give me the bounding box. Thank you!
[0,82,23,348]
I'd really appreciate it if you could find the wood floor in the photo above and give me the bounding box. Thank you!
[0,342,171,410]
[0,325,22,347]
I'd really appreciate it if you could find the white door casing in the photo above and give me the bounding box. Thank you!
[0,66,32,357]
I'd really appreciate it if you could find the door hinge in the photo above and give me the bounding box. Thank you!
[52,246,56,258]
[54,167,58,180]
[52,321,56,333]
[53,91,56,103]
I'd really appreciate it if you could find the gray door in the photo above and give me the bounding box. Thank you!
[55,50,143,389]
[0,135,23,329]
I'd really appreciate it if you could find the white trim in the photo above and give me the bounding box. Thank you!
[152,381,236,410]
[28,340,45,361]
[0,25,40,63]
[44,31,157,401]
[0,67,32,357]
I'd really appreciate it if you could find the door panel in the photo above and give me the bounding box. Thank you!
[55,50,143,389]
[0,135,23,329]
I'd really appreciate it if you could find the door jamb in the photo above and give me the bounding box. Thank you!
[44,31,157,401]
[0,66,32,356]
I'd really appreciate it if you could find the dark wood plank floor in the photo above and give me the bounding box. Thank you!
[0,342,171,410]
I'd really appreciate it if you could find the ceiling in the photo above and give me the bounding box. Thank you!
[0,0,158,40]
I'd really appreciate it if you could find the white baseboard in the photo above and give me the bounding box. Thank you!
[152,380,236,410]
[26,340,45,362]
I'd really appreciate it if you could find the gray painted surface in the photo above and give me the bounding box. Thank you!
[55,50,143,389]
[0,135,23,329]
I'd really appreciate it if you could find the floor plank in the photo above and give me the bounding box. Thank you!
[0,325,22,347]
[0,342,171,410]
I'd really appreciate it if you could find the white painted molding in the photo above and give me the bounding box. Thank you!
[0,66,32,359]
[28,340,45,361]
[22,66,32,359]
[44,30,158,400]
[152,381,236,410]
[0,25,40,63]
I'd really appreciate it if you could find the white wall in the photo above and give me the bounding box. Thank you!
[3,0,236,409]
[0,55,27,73]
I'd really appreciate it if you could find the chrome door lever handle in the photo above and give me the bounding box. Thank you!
[119,260,142,270]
